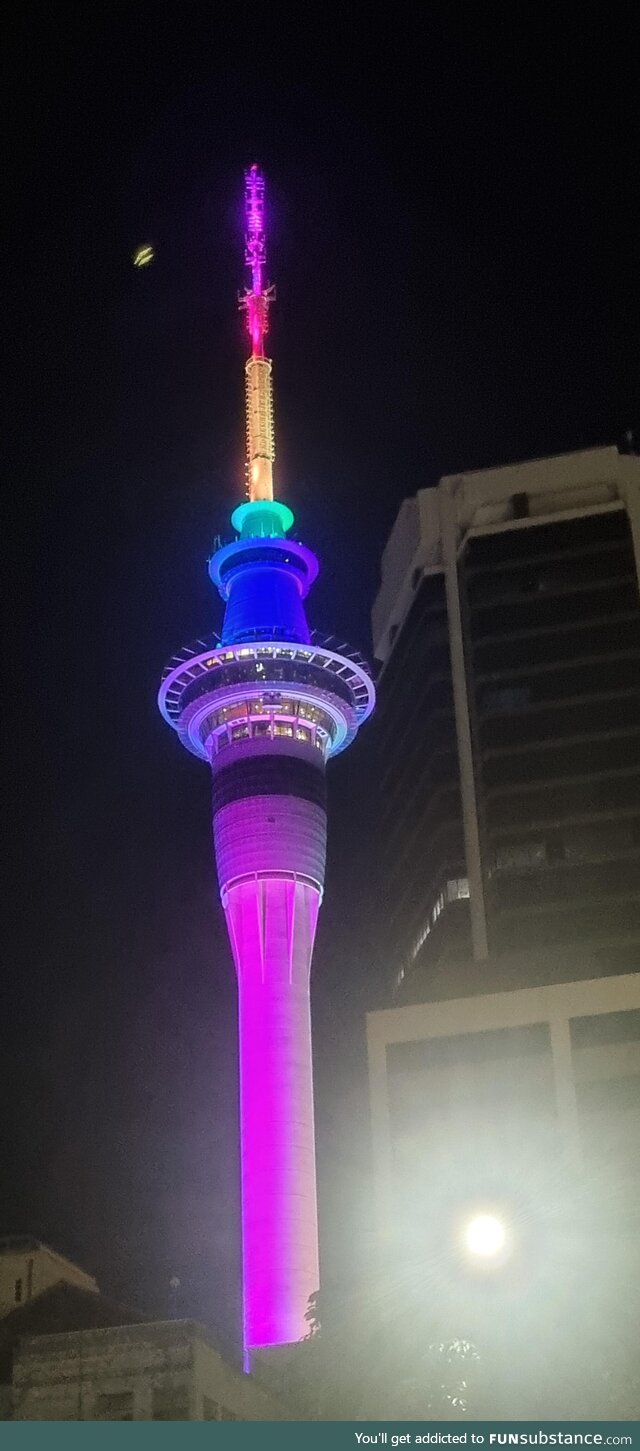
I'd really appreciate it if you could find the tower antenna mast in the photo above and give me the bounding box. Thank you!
[240,165,276,504]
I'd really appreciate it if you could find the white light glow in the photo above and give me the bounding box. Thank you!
[464,1213,506,1259]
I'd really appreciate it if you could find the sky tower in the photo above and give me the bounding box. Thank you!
[158,166,375,1357]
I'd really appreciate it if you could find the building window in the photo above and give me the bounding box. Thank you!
[221,702,248,723]
[94,1391,134,1420]
[152,1384,190,1420]
[481,685,531,715]
[408,877,470,964]
[493,840,546,873]
[14,1278,22,1304]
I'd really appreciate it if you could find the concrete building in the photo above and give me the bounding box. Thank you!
[1,1285,288,1421]
[0,1247,289,1419]
[372,445,640,999]
[0,1280,142,1421]
[367,970,640,1242]
[0,1238,98,1319]
[10,1319,287,1421]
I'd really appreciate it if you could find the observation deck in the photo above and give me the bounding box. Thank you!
[158,630,375,762]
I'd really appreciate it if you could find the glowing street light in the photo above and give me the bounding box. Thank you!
[465,1213,506,1257]
[463,1212,508,1262]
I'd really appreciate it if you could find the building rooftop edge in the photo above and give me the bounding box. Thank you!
[372,443,640,665]
[366,969,640,1035]
[17,1317,216,1346]
[0,1238,97,1284]
[438,442,627,492]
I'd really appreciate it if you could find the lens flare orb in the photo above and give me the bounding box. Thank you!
[464,1213,507,1259]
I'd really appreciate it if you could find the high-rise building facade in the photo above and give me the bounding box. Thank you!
[372,446,640,1002]
[158,169,374,1359]
[367,448,640,1416]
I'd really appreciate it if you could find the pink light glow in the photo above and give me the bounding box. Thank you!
[215,786,325,1350]
[243,165,270,358]
[245,163,266,295]
[225,873,321,1349]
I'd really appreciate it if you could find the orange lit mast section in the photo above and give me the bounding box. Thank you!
[240,165,276,504]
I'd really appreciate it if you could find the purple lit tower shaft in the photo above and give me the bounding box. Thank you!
[158,167,374,1355]
[213,600,325,1351]
[207,528,331,1352]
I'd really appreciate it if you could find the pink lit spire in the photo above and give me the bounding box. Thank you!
[239,166,277,506]
[241,164,274,359]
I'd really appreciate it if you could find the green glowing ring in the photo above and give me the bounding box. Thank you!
[231,499,294,538]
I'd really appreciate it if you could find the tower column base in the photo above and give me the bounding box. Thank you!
[224,874,321,1351]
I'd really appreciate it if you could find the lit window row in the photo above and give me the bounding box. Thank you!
[212,718,327,754]
[408,876,470,964]
[175,644,370,706]
[297,701,329,726]
[205,697,333,734]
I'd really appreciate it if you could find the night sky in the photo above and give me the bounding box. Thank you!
[4,9,639,1348]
